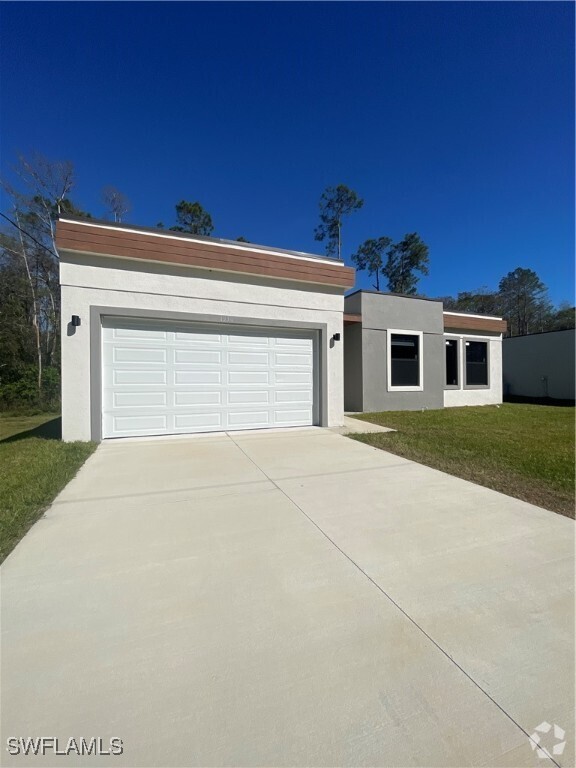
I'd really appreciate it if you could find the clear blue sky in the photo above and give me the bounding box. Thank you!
[1,2,573,305]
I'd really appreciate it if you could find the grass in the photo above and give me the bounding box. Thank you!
[0,413,96,563]
[350,404,575,518]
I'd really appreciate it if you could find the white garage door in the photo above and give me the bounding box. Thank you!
[102,319,317,438]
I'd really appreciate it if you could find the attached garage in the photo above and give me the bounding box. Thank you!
[56,218,354,442]
[102,319,317,438]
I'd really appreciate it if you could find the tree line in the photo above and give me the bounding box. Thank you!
[0,156,572,411]
[0,155,249,410]
[438,270,574,337]
[311,183,574,337]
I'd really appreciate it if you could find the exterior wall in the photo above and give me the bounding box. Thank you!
[443,332,503,407]
[61,254,346,441]
[343,323,363,411]
[502,330,575,400]
[345,292,445,412]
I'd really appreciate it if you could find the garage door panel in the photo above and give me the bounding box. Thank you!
[113,370,167,385]
[174,413,223,430]
[174,349,222,364]
[174,331,221,344]
[113,392,168,408]
[275,352,312,367]
[274,370,313,385]
[227,410,270,427]
[228,351,270,366]
[228,334,269,345]
[228,390,270,405]
[174,370,222,385]
[112,327,167,341]
[228,370,270,385]
[102,321,316,438]
[274,390,313,403]
[274,409,312,424]
[110,414,168,434]
[174,391,222,406]
[113,347,167,363]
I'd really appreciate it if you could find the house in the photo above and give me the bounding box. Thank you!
[56,218,355,441]
[503,328,575,402]
[343,290,506,412]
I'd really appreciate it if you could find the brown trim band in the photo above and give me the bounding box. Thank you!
[443,313,507,333]
[344,313,362,324]
[56,221,355,289]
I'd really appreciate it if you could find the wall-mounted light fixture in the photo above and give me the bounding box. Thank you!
[71,315,81,327]
[332,333,341,342]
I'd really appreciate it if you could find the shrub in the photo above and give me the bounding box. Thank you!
[0,366,61,413]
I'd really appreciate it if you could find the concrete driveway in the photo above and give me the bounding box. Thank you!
[1,428,574,767]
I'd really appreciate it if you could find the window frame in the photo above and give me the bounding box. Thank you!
[463,337,490,389]
[386,329,424,392]
[444,335,460,390]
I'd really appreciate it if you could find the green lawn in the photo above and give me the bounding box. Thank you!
[0,413,96,563]
[351,404,575,518]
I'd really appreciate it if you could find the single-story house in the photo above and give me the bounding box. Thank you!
[56,217,355,442]
[503,328,575,402]
[343,290,507,412]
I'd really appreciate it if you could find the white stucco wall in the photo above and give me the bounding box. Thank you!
[60,254,345,441]
[443,334,503,407]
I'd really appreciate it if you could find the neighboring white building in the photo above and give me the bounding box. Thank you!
[57,217,354,442]
[503,329,575,401]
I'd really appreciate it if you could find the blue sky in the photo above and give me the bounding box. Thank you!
[1,2,573,305]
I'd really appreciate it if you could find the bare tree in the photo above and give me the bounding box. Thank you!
[102,186,131,222]
[0,154,83,403]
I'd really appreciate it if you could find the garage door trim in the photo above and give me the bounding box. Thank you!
[89,306,329,441]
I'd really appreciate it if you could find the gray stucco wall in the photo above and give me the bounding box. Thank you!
[503,329,575,400]
[344,292,445,412]
[359,291,444,335]
[344,323,363,411]
[362,328,444,411]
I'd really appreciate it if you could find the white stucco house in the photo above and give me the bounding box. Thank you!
[56,217,355,442]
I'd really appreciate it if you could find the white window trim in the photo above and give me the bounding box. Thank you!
[387,329,424,392]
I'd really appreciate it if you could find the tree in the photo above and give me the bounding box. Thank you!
[314,184,363,259]
[383,232,430,294]
[0,154,89,406]
[547,302,575,331]
[498,267,551,336]
[351,237,392,291]
[170,200,214,236]
[452,288,502,316]
[102,186,131,222]
[236,236,250,243]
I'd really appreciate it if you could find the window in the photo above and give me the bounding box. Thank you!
[465,340,488,386]
[445,338,459,387]
[387,331,423,390]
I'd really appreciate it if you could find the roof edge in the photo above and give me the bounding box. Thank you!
[57,215,342,266]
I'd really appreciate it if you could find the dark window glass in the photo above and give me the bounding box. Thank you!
[445,339,458,386]
[390,334,420,387]
[465,341,488,386]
